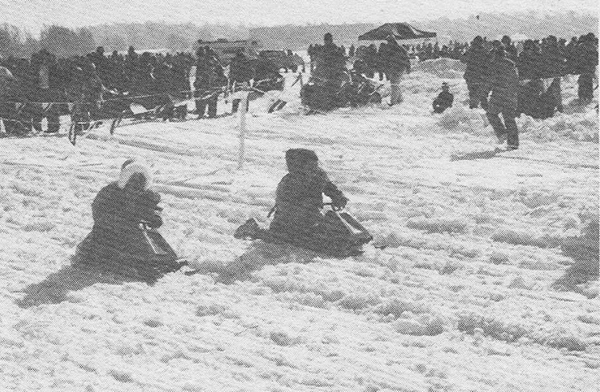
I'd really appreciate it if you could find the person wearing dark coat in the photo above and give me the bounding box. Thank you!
[517,40,542,80]
[30,50,63,133]
[194,47,224,119]
[0,66,29,136]
[234,149,349,244]
[576,34,598,104]
[89,46,113,88]
[89,158,162,247]
[462,36,491,109]
[501,36,518,63]
[269,149,348,238]
[486,47,520,150]
[432,82,454,113]
[348,44,355,57]
[564,37,579,75]
[314,33,346,83]
[95,162,161,227]
[67,60,105,133]
[234,149,372,255]
[540,36,566,78]
[74,158,179,277]
[517,78,544,118]
[539,36,565,112]
[308,33,348,110]
[379,35,411,105]
[229,51,254,113]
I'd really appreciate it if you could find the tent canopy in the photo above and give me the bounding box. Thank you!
[358,23,436,41]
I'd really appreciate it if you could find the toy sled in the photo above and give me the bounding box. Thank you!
[234,206,373,257]
[73,223,187,282]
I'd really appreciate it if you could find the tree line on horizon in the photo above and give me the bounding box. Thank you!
[0,24,96,58]
[0,11,596,59]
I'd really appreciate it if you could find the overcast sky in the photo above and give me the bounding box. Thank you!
[0,0,596,35]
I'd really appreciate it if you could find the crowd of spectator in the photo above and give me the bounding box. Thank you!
[462,33,598,119]
[0,31,597,136]
[308,32,597,117]
[0,46,196,135]
[0,42,293,136]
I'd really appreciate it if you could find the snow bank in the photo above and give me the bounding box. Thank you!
[412,58,466,79]
[520,110,599,143]
[438,104,488,131]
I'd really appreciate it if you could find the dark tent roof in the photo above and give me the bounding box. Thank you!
[358,23,436,41]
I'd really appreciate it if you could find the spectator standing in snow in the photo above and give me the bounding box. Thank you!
[30,49,62,133]
[348,44,355,57]
[194,47,224,119]
[314,33,346,83]
[229,50,254,113]
[432,82,454,113]
[0,66,25,136]
[576,33,598,104]
[517,40,542,80]
[486,46,520,150]
[501,35,518,63]
[462,36,491,109]
[379,35,411,106]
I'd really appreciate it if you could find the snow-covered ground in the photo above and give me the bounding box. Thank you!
[1,59,598,392]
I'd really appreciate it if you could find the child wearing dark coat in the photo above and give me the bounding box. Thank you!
[235,149,349,241]
[75,158,179,276]
[269,149,348,237]
[91,158,162,246]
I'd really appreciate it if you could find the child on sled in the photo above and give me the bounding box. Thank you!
[74,158,184,280]
[235,149,371,256]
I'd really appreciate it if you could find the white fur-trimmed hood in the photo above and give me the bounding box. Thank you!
[117,159,152,190]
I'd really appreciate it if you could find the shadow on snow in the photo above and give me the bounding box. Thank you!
[186,241,318,284]
[15,257,150,308]
[450,148,503,161]
[552,227,599,299]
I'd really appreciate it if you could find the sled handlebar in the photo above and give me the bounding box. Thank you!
[267,203,345,219]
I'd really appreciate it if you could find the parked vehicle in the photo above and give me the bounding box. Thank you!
[259,50,304,73]
[195,39,261,65]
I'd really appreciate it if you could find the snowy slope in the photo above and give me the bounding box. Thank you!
[1,60,598,392]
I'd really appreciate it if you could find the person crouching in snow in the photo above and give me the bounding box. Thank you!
[235,149,374,255]
[432,82,454,113]
[74,158,182,279]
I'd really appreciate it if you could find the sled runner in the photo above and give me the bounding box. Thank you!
[234,205,373,257]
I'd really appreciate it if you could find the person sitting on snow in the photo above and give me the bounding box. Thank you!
[91,158,162,232]
[234,149,373,255]
[269,149,348,237]
[432,82,454,113]
[74,158,180,277]
[235,149,348,240]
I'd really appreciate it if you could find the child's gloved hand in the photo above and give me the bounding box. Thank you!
[147,212,163,228]
[332,195,349,210]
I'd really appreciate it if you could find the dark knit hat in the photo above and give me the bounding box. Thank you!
[285,149,318,172]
